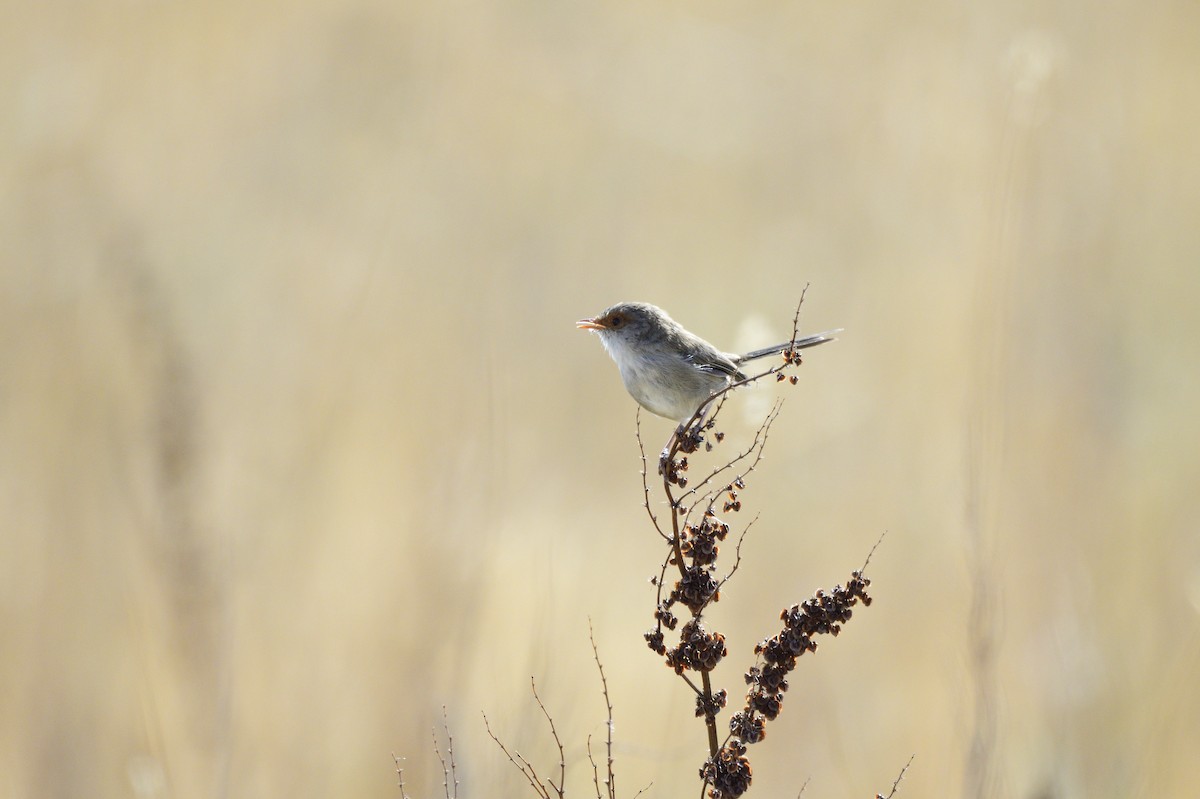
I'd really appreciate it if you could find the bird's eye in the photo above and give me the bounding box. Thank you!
[609,315,623,327]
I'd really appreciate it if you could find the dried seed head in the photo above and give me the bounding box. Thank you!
[701,742,752,798]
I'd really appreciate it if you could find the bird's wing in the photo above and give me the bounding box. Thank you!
[686,352,743,379]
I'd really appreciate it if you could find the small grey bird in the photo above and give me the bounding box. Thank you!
[577,302,839,423]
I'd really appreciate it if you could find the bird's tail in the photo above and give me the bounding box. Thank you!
[738,329,842,363]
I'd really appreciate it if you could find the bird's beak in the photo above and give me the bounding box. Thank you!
[576,317,605,331]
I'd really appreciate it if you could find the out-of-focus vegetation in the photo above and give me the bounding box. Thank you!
[3,2,1198,798]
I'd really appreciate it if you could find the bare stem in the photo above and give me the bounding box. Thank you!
[483,709,554,799]
[391,753,410,799]
[531,678,567,798]
[700,670,720,757]
[588,620,617,799]
[678,401,780,515]
[636,410,671,542]
[878,755,915,799]
[436,706,458,799]
[683,404,780,533]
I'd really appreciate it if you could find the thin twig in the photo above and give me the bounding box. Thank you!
[515,750,552,797]
[482,712,551,799]
[877,755,915,799]
[677,670,705,699]
[683,402,781,531]
[586,734,602,799]
[433,727,450,799]
[861,530,886,575]
[679,400,781,520]
[790,284,811,345]
[796,776,811,798]
[637,410,671,542]
[716,513,758,591]
[391,753,410,799]
[651,550,672,618]
[588,619,617,799]
[661,480,689,581]
[432,706,458,799]
[530,678,567,798]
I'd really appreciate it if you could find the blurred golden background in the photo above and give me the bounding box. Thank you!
[3,1,1198,797]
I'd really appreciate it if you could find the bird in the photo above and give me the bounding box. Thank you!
[577,301,839,423]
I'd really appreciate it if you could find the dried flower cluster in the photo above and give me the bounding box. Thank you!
[701,740,752,798]
[741,573,873,732]
[666,619,727,674]
[634,297,875,799]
